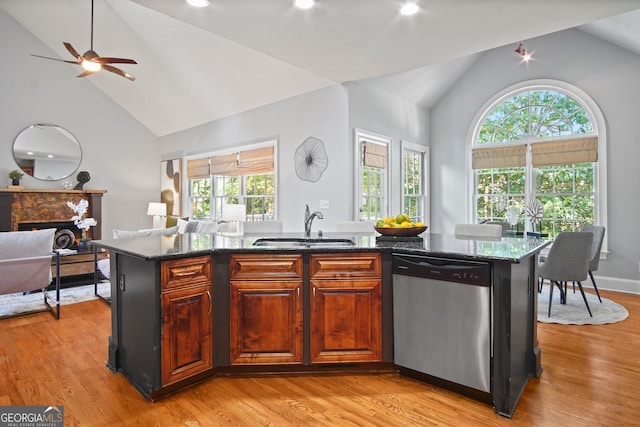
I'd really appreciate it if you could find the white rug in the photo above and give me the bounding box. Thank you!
[0,282,111,317]
[537,283,628,325]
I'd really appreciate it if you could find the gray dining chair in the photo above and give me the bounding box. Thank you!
[454,223,503,238]
[580,225,605,303]
[538,231,593,317]
[486,221,511,236]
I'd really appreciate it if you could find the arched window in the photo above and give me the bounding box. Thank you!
[470,80,607,239]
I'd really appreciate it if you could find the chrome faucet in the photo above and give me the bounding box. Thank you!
[304,204,324,238]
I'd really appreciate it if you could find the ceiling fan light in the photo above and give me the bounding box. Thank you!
[186,0,209,7]
[82,59,102,72]
[293,0,315,10]
[400,2,420,16]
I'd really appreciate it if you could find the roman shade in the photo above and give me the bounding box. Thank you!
[531,136,598,167]
[238,147,274,175]
[472,145,526,169]
[209,153,239,175]
[363,141,387,169]
[187,158,210,179]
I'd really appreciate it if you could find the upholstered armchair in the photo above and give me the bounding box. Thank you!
[0,228,60,319]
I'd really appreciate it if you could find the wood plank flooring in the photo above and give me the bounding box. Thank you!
[1,288,639,426]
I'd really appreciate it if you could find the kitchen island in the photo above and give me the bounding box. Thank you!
[93,232,548,418]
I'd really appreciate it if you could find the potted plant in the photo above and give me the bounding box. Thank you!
[9,169,24,186]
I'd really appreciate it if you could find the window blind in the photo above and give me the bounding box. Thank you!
[238,147,274,175]
[210,153,239,175]
[363,141,387,169]
[531,136,598,167]
[472,145,526,169]
[186,158,210,179]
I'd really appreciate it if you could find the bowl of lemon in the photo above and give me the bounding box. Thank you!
[374,214,427,237]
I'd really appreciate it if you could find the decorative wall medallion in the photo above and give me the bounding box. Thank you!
[294,137,328,182]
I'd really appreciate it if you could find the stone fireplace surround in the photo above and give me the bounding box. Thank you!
[0,189,106,248]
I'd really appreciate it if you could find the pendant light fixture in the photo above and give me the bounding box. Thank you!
[515,40,532,62]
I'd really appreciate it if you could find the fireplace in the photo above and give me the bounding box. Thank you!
[18,221,81,250]
[0,189,106,242]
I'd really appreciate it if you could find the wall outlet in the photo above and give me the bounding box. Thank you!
[319,200,330,209]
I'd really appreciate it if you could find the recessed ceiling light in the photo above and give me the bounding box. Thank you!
[400,2,420,16]
[293,0,315,10]
[186,0,209,7]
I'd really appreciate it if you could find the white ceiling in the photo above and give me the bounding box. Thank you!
[2,0,640,137]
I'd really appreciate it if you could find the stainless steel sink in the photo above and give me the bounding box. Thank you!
[252,238,355,247]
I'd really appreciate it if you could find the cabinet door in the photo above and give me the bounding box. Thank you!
[310,279,382,363]
[161,285,213,386]
[230,280,303,365]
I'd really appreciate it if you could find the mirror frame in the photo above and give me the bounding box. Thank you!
[13,124,82,181]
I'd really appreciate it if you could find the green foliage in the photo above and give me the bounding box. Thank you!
[475,89,596,237]
[9,169,24,180]
[479,90,592,145]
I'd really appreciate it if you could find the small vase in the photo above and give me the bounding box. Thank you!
[78,229,90,251]
[78,238,91,252]
[11,179,20,186]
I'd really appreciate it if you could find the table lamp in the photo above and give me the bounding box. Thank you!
[147,202,167,229]
[221,203,246,234]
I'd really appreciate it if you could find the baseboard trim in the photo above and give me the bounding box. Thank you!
[586,275,640,295]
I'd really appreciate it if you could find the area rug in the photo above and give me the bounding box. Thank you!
[537,284,628,325]
[0,282,110,318]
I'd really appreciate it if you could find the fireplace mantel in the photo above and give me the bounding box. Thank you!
[0,189,106,239]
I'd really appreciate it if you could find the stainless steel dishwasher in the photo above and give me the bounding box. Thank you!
[392,253,492,393]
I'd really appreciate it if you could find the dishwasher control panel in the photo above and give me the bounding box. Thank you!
[392,253,490,286]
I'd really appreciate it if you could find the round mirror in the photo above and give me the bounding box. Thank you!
[13,124,82,181]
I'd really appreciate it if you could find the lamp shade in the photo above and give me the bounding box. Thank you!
[221,203,246,222]
[147,202,167,216]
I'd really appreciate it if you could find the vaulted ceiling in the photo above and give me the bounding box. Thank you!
[2,0,640,137]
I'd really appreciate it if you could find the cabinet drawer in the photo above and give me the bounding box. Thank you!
[162,256,212,290]
[310,252,381,279]
[230,254,303,281]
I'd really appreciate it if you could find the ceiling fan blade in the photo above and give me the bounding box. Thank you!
[30,54,80,65]
[63,42,82,60]
[76,69,96,78]
[103,64,136,81]
[93,57,137,65]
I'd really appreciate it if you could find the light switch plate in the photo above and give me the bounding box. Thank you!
[319,200,330,209]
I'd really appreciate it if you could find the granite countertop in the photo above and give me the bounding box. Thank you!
[92,231,550,263]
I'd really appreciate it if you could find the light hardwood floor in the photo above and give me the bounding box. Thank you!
[1,288,638,426]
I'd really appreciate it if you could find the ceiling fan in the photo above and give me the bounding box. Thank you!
[31,0,137,81]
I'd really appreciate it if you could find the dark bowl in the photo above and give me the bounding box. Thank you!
[374,226,428,237]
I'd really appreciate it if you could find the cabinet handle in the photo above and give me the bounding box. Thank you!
[206,290,212,316]
[313,286,316,311]
[297,287,300,312]
[173,269,199,278]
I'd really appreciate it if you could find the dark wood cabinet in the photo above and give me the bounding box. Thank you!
[161,256,213,385]
[228,252,382,366]
[309,253,382,363]
[229,254,303,365]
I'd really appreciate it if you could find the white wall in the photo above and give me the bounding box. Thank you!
[346,82,430,218]
[0,9,160,235]
[431,28,640,284]
[159,82,430,232]
[159,85,350,232]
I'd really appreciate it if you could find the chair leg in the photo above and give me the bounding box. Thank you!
[538,277,544,293]
[575,280,593,317]
[589,271,602,303]
[548,280,564,317]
